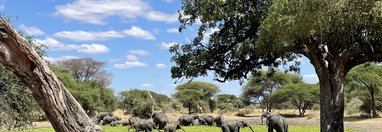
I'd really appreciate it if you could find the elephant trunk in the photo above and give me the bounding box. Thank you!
[248,126,255,132]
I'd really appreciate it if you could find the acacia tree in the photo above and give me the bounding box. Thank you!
[345,63,382,118]
[173,81,219,114]
[241,71,302,112]
[171,0,382,131]
[0,18,100,131]
[270,83,319,117]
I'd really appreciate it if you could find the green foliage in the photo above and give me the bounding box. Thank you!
[345,63,382,117]
[270,83,319,116]
[241,70,302,112]
[173,81,219,114]
[51,65,117,113]
[215,94,244,113]
[119,89,170,117]
[0,65,41,130]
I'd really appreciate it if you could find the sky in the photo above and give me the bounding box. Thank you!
[0,0,319,96]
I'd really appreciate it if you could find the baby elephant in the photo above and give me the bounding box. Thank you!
[221,120,254,132]
[163,123,186,132]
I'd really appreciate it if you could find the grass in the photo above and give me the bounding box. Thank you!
[0,125,355,132]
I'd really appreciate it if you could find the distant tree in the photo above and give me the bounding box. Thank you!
[119,89,170,117]
[173,81,219,114]
[345,63,382,118]
[51,65,117,113]
[241,71,302,112]
[215,94,244,112]
[270,83,319,117]
[57,58,111,86]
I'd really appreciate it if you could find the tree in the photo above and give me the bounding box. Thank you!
[172,1,382,131]
[173,81,219,114]
[119,89,170,117]
[241,71,302,112]
[345,63,382,118]
[215,94,244,112]
[57,58,111,86]
[270,83,319,117]
[0,18,100,131]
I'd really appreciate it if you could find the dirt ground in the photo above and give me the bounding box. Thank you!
[31,109,382,132]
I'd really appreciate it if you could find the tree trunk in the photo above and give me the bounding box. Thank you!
[0,18,101,131]
[314,63,345,132]
[369,89,378,118]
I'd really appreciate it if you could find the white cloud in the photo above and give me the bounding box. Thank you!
[128,49,150,56]
[202,27,220,43]
[36,37,109,54]
[53,30,124,41]
[159,42,176,49]
[156,63,166,69]
[166,28,179,33]
[303,74,319,84]
[54,0,177,25]
[161,0,174,3]
[54,0,151,25]
[123,26,156,40]
[44,55,79,63]
[145,11,178,23]
[77,44,109,54]
[19,24,45,36]
[114,61,148,69]
[126,55,138,61]
[141,83,153,87]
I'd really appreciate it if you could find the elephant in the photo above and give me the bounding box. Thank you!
[110,121,120,126]
[262,112,288,132]
[163,123,186,132]
[152,112,169,129]
[177,113,198,126]
[121,121,130,126]
[128,119,159,132]
[129,116,141,126]
[94,112,113,125]
[197,115,214,126]
[214,115,224,127]
[102,115,121,125]
[221,120,254,132]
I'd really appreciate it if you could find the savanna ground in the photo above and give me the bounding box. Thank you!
[2,109,381,132]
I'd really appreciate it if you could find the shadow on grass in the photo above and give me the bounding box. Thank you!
[344,116,380,122]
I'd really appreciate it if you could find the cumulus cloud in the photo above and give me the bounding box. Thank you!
[303,74,319,84]
[123,26,156,40]
[36,37,109,54]
[141,83,153,87]
[114,61,148,69]
[156,63,166,69]
[53,30,124,41]
[44,55,79,63]
[126,55,138,61]
[55,0,178,25]
[145,11,178,23]
[159,42,176,49]
[19,24,45,36]
[54,0,150,25]
[166,28,179,33]
[128,49,150,56]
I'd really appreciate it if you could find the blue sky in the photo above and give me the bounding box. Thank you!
[1,0,318,96]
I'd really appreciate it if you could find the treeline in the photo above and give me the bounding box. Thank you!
[1,57,382,130]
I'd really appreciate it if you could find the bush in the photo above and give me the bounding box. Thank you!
[345,98,362,115]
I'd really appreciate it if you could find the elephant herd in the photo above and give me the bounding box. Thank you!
[93,111,288,132]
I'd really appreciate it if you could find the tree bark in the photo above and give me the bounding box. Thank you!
[313,62,345,132]
[0,18,101,131]
[369,88,378,118]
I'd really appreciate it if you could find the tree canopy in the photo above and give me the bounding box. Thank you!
[172,0,382,131]
[270,83,319,117]
[173,81,219,114]
[345,63,382,117]
[241,70,302,112]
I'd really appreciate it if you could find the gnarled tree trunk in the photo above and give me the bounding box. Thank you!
[0,18,101,131]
